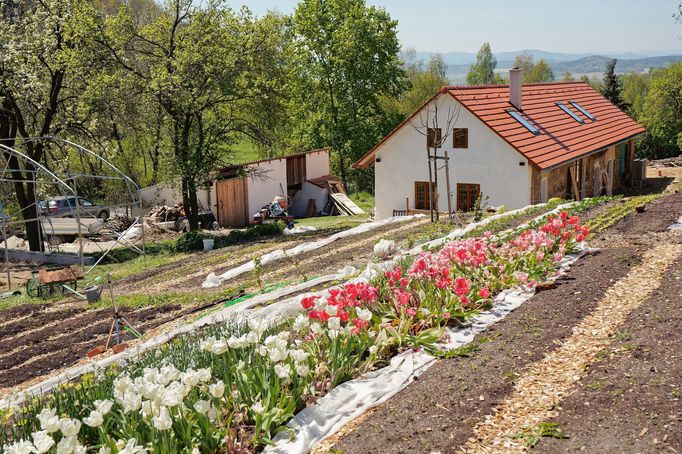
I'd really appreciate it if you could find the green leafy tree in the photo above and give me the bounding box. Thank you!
[466,42,497,85]
[290,0,406,186]
[512,52,554,83]
[382,51,449,118]
[96,0,270,230]
[0,0,101,251]
[640,63,682,158]
[601,59,628,111]
[562,71,574,81]
[621,72,650,120]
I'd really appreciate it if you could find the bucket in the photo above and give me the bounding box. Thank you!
[84,285,102,304]
[203,238,215,252]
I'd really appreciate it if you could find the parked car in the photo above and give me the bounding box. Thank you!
[41,196,110,220]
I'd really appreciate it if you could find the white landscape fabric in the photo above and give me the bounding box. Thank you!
[202,214,422,289]
[266,246,590,454]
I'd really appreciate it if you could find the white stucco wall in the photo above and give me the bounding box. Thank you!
[305,150,330,179]
[246,160,288,215]
[139,182,210,210]
[292,182,329,217]
[373,94,532,219]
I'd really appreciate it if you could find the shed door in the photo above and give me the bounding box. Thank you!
[216,177,249,228]
[286,155,306,188]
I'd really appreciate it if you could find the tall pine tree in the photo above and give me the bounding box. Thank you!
[601,59,629,111]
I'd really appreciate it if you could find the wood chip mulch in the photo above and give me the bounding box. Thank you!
[460,242,682,454]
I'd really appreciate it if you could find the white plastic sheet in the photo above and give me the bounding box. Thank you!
[202,215,421,288]
[668,216,682,231]
[284,226,317,236]
[265,245,591,454]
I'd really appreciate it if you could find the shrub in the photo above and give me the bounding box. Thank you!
[175,230,208,252]
[176,222,285,252]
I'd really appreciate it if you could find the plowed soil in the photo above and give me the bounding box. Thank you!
[325,191,682,454]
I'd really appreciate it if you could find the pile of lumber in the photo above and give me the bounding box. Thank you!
[107,215,136,233]
[650,156,682,167]
[146,204,185,221]
[329,193,365,216]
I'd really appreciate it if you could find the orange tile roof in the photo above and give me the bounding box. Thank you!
[354,82,645,170]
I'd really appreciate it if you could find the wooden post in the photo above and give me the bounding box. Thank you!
[405,196,409,215]
[444,149,453,224]
[427,148,434,222]
[432,148,439,221]
[569,165,581,201]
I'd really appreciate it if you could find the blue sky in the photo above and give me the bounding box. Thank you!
[237,0,682,54]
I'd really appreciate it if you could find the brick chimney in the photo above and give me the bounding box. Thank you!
[509,68,523,110]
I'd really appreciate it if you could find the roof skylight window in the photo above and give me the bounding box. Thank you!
[557,102,584,124]
[569,101,596,121]
[507,109,540,135]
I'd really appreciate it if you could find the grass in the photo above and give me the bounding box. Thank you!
[511,422,569,447]
[294,213,370,230]
[348,191,374,212]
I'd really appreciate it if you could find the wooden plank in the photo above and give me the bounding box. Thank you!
[305,199,317,217]
[330,193,365,215]
[216,177,249,227]
[569,165,581,201]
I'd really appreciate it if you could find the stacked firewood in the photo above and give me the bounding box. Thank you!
[146,204,185,221]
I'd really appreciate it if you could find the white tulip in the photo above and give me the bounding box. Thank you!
[37,408,60,434]
[296,364,310,377]
[58,418,81,438]
[55,435,82,454]
[274,363,291,379]
[93,399,113,416]
[328,329,339,340]
[121,392,142,414]
[251,401,265,414]
[292,314,309,331]
[193,400,210,414]
[369,345,378,355]
[196,368,211,383]
[236,360,246,371]
[97,448,111,454]
[290,349,309,363]
[209,380,225,398]
[3,440,34,454]
[245,331,259,344]
[210,340,228,355]
[152,407,172,431]
[310,322,323,335]
[327,317,341,330]
[116,439,145,454]
[277,331,290,340]
[325,305,338,317]
[31,431,54,453]
[83,410,103,428]
[356,308,373,321]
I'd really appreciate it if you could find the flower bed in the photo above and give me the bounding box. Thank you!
[1,212,589,453]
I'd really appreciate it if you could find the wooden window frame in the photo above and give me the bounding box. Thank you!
[456,183,480,212]
[453,128,468,148]
[414,181,437,210]
[426,128,442,149]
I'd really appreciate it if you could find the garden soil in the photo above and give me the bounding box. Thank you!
[323,191,682,454]
[536,256,682,454]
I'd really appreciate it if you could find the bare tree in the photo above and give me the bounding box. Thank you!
[410,93,461,222]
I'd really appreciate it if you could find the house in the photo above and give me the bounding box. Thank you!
[140,148,333,227]
[355,69,646,219]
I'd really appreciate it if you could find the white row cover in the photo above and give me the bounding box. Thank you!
[202,215,422,288]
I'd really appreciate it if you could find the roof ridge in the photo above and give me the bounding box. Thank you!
[444,81,587,91]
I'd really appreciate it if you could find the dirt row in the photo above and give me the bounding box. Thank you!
[538,256,682,453]
[0,218,426,392]
[325,191,682,454]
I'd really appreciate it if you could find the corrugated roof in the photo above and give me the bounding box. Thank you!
[354,82,646,170]
[220,147,330,173]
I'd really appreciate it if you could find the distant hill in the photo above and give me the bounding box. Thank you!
[552,55,682,74]
[422,49,682,83]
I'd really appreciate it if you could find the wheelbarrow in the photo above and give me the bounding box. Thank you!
[26,265,85,299]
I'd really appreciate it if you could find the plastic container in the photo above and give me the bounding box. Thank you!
[203,238,215,252]
[84,285,102,304]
